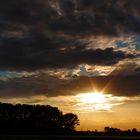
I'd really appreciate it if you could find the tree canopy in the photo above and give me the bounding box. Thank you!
[0,103,79,135]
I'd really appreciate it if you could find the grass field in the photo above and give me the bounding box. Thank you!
[0,135,140,140]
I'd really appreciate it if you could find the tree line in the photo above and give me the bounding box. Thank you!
[0,103,79,135]
[104,127,139,136]
[78,127,140,136]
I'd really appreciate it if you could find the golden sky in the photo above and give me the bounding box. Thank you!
[1,92,140,131]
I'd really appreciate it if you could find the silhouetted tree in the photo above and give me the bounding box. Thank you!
[132,128,138,135]
[104,126,121,136]
[104,126,110,133]
[63,113,79,131]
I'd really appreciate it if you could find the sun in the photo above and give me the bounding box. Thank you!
[76,92,105,104]
[73,92,126,112]
[74,92,121,111]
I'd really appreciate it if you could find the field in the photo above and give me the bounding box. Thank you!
[1,135,140,140]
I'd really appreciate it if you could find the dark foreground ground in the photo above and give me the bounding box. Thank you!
[1,135,140,140]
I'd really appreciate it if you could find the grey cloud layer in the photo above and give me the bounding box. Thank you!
[0,36,136,70]
[0,73,140,98]
[0,0,140,35]
[52,0,140,35]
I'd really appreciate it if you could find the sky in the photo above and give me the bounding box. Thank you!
[0,0,140,131]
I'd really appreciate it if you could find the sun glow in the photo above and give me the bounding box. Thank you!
[74,92,125,112]
[77,92,105,104]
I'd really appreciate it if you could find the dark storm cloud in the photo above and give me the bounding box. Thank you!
[0,0,139,71]
[48,75,140,97]
[0,73,78,98]
[0,35,136,70]
[0,0,57,23]
[59,0,76,15]
[0,36,87,70]
[50,0,140,35]
[0,74,139,98]
[0,0,140,35]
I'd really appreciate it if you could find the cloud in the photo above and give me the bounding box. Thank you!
[54,75,140,97]
[0,0,140,37]
[0,72,140,98]
[0,0,139,72]
[110,62,140,76]
[59,0,76,15]
[0,0,57,23]
[50,0,140,36]
[0,73,68,98]
[0,36,136,70]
